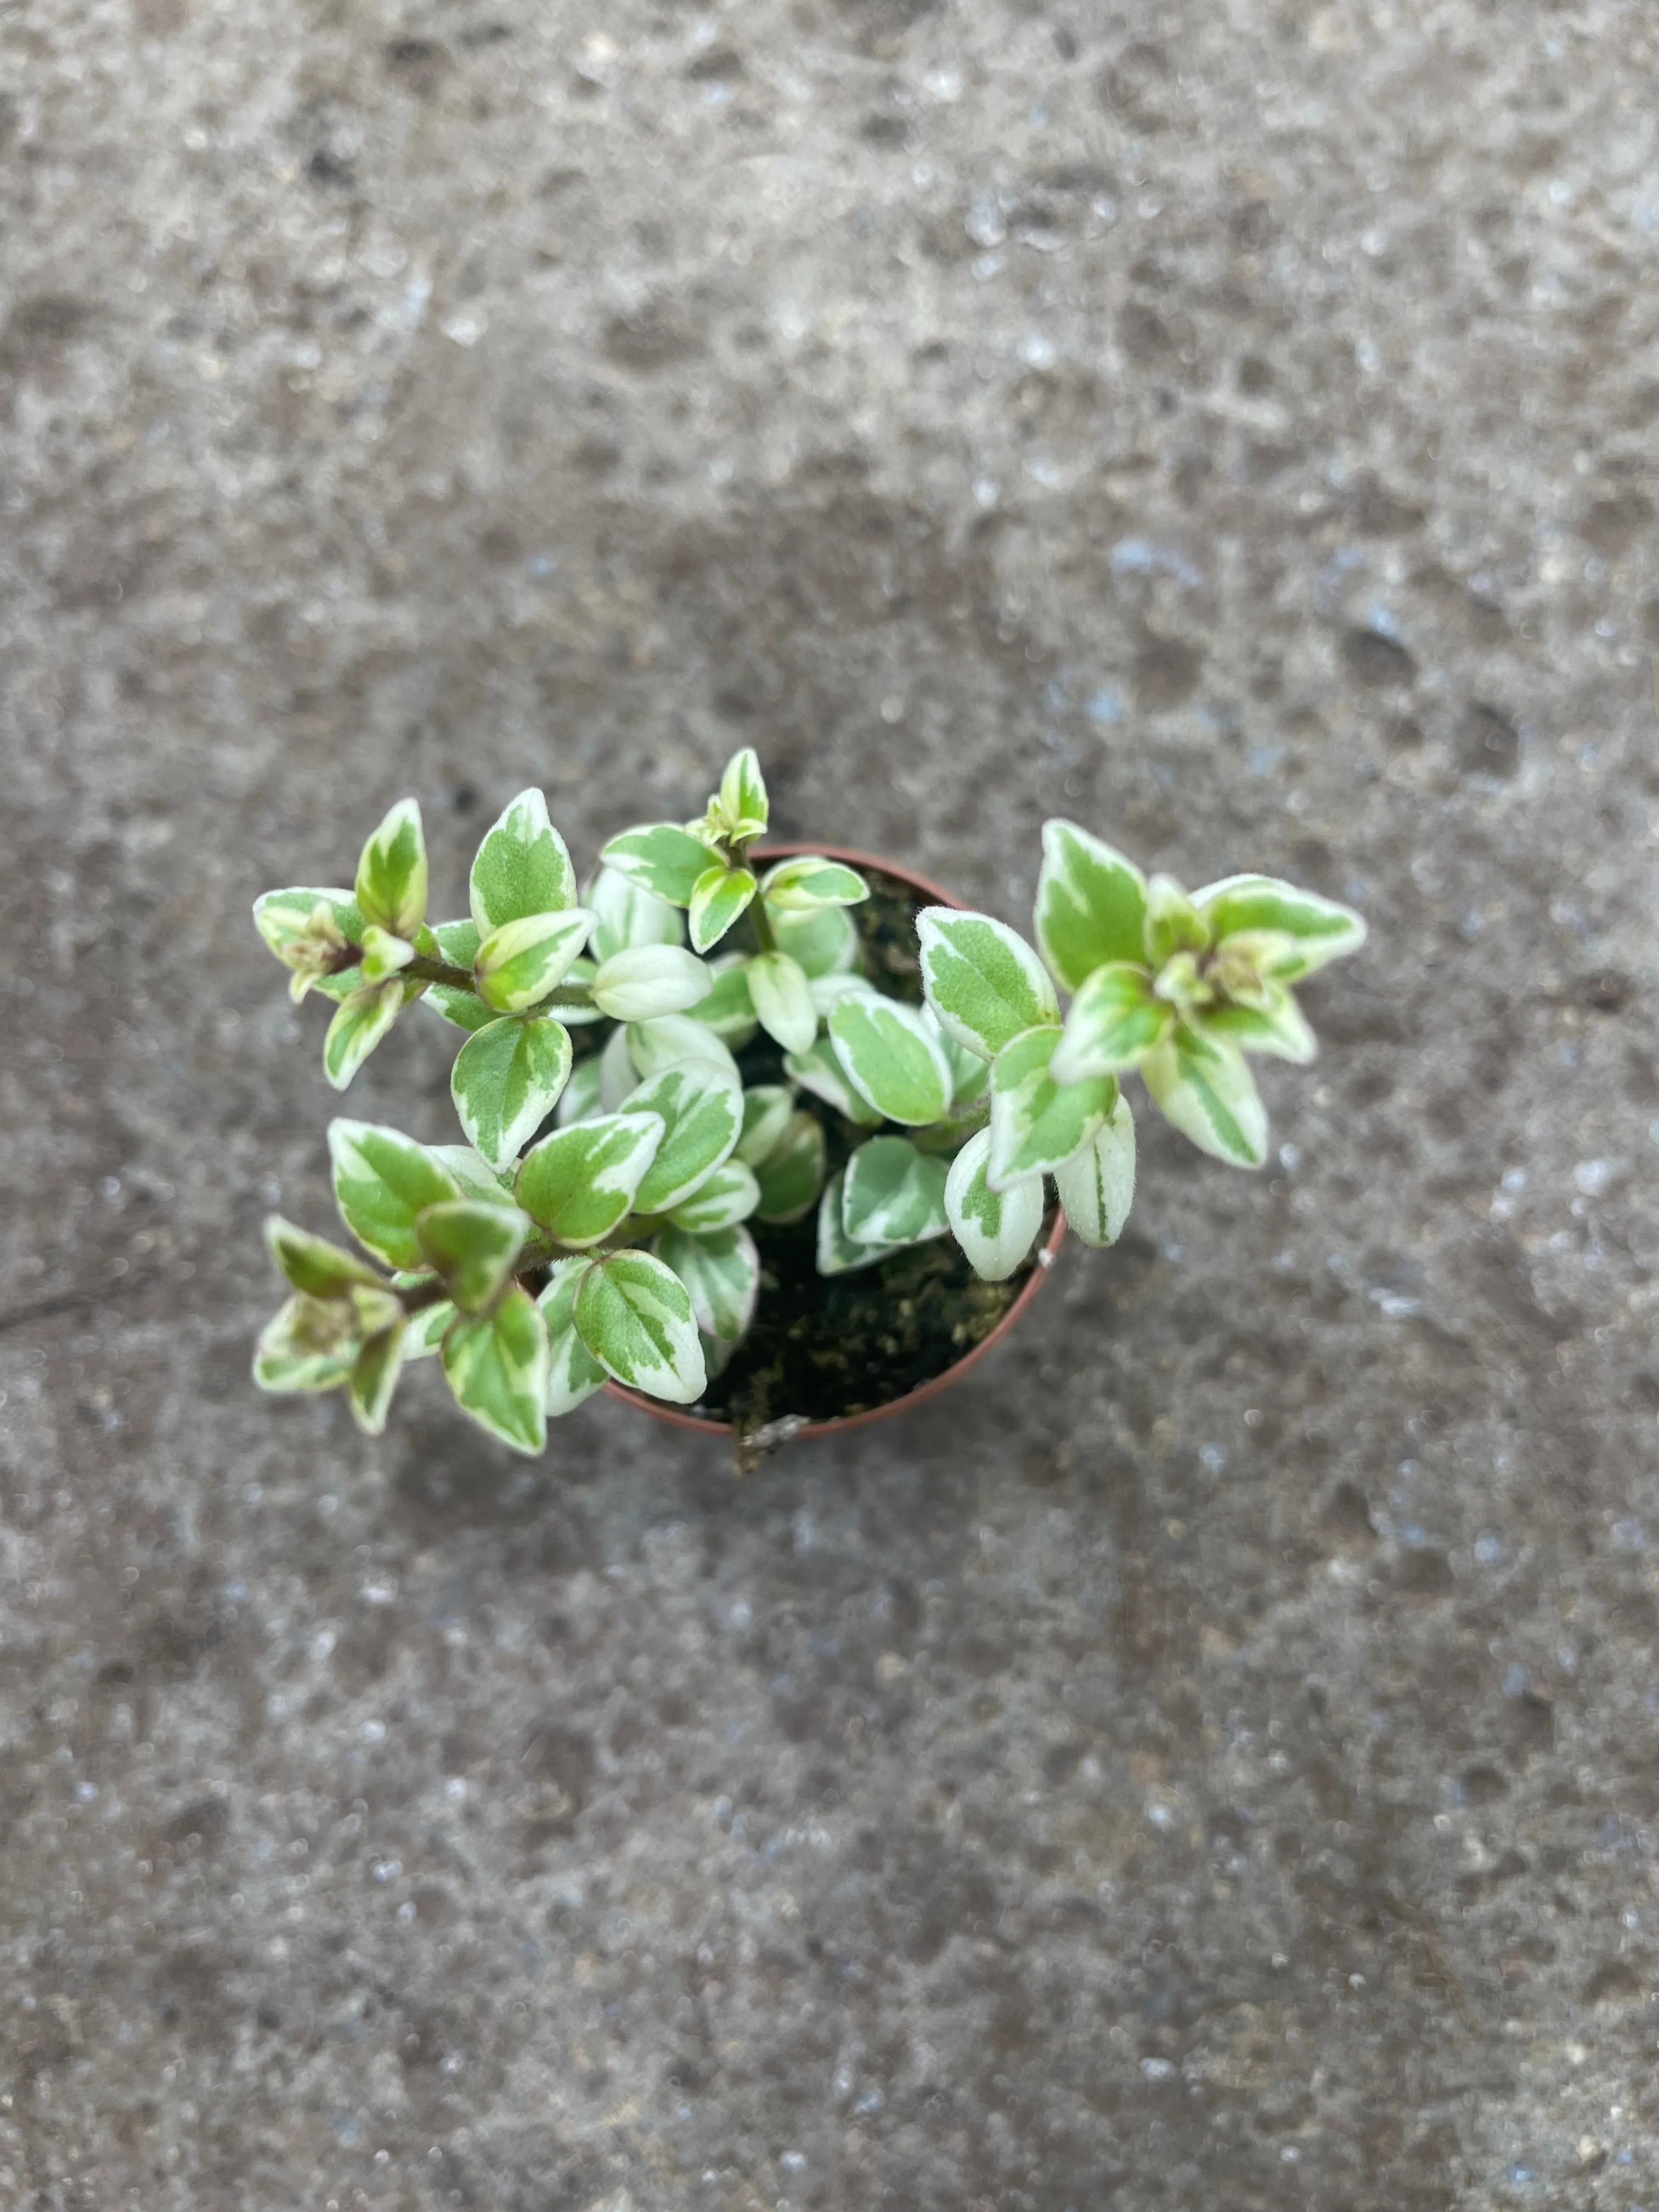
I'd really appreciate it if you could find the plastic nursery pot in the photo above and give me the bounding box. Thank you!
[606,843,1067,1446]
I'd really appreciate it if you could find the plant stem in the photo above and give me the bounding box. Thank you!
[330,945,595,1013]
[748,894,777,957]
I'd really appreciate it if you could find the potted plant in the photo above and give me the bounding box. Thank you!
[252,751,1364,1459]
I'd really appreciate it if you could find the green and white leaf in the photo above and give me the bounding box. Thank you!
[414,1200,529,1313]
[422,919,497,1031]
[759,855,869,912]
[599,1022,640,1109]
[323,979,404,1090]
[590,944,712,1022]
[473,909,594,1014]
[451,1014,573,1171]
[717,747,769,843]
[944,1128,1044,1282]
[556,1054,606,1128]
[916,908,1058,1060]
[404,1297,456,1361]
[348,1317,408,1437]
[988,1025,1118,1190]
[807,970,878,1019]
[423,1145,518,1206]
[735,1084,794,1166]
[1141,1023,1268,1167]
[252,1294,360,1393]
[574,1249,706,1404]
[357,924,416,985]
[599,822,712,907]
[933,1018,991,1107]
[469,788,575,935]
[537,1256,608,1417]
[1034,819,1149,992]
[1142,873,1210,969]
[1052,1091,1137,1247]
[783,1035,883,1126]
[1193,874,1367,977]
[623,1015,739,1085]
[515,1110,664,1246]
[753,1110,827,1224]
[548,956,602,1023]
[330,1119,462,1269]
[655,1224,760,1341]
[441,1285,549,1454]
[623,1057,743,1214]
[816,1172,895,1276]
[667,1158,760,1232]
[689,865,757,955]
[355,798,428,938]
[586,864,684,962]
[255,884,363,958]
[828,994,952,1127]
[746,950,817,1056]
[266,1216,383,1299]
[1200,985,1318,1064]
[772,902,859,979]
[1049,961,1171,1085]
[842,1135,949,1247]
[686,955,758,1047]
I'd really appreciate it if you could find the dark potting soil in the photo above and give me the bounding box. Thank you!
[693,865,1055,1438]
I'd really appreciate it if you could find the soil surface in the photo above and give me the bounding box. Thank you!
[4,2,1659,2207]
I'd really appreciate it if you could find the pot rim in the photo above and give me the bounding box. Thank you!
[604,841,1067,1440]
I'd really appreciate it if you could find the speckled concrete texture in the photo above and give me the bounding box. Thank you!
[3,0,1659,2204]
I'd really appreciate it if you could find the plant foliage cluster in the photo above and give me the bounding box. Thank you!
[253,752,1363,1450]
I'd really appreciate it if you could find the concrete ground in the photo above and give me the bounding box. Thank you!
[3,0,1658,2203]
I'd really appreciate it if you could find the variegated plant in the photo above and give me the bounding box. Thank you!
[252,751,1363,1453]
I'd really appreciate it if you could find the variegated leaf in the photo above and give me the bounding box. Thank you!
[1034,819,1149,991]
[473,909,594,1014]
[329,1120,462,1269]
[599,822,712,907]
[753,1110,827,1224]
[654,1224,760,1341]
[1052,1092,1137,1246]
[441,1285,549,1454]
[414,1200,529,1313]
[355,798,428,938]
[828,994,952,1127]
[469,788,575,935]
[784,1035,883,1127]
[537,1256,608,1416]
[735,1085,794,1166]
[323,979,403,1090]
[815,1171,894,1276]
[450,1015,573,1171]
[689,865,757,954]
[515,1110,665,1247]
[1193,874,1367,977]
[987,1025,1117,1190]
[667,1158,761,1232]
[842,1135,949,1246]
[623,1057,744,1214]
[574,1250,706,1404]
[746,951,817,1055]
[1049,961,1170,1085]
[1141,1023,1268,1167]
[590,944,712,1022]
[916,907,1057,1060]
[586,864,684,962]
[944,1128,1044,1281]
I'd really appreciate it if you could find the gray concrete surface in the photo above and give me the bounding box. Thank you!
[3,0,1658,2203]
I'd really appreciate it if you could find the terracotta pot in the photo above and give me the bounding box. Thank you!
[605,843,1067,1441]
